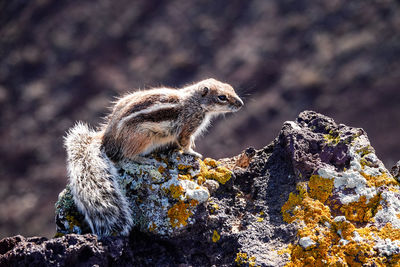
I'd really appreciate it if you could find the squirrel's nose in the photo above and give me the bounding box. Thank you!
[235,98,244,108]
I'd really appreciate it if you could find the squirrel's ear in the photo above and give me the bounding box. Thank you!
[201,86,209,97]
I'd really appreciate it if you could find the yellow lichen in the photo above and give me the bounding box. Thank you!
[203,158,219,167]
[256,217,264,222]
[248,256,257,267]
[198,159,232,184]
[376,223,400,240]
[323,130,341,145]
[65,215,81,231]
[212,230,220,242]
[278,247,291,255]
[281,183,308,223]
[235,252,248,265]
[356,145,374,157]
[235,252,257,267]
[210,203,219,214]
[54,232,64,238]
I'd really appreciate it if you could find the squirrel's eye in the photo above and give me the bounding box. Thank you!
[218,95,227,101]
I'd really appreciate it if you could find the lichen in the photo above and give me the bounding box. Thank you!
[338,194,381,222]
[168,184,185,199]
[235,252,257,267]
[235,252,248,265]
[281,132,400,266]
[212,230,220,242]
[209,203,219,214]
[54,187,90,236]
[323,130,341,145]
[308,175,334,203]
[199,158,232,184]
[167,200,195,228]
[56,150,234,237]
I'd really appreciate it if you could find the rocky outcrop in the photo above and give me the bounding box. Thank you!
[2,111,400,266]
[2,0,400,239]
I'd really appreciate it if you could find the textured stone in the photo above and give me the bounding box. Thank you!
[281,111,400,265]
[2,111,400,266]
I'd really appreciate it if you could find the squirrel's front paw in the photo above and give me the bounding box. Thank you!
[182,149,203,159]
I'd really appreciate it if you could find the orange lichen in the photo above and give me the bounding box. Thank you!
[212,230,220,242]
[376,223,400,240]
[196,175,206,185]
[281,183,308,223]
[148,222,157,232]
[203,158,219,168]
[167,201,193,228]
[178,164,191,170]
[158,165,166,174]
[198,159,232,184]
[361,171,398,188]
[178,174,191,180]
[308,175,334,203]
[338,195,381,222]
[169,184,184,199]
[281,171,400,266]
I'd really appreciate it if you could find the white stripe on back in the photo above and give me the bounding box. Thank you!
[117,103,179,133]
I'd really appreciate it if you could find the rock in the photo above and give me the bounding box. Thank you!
[55,152,233,237]
[391,160,400,181]
[280,111,400,265]
[2,111,400,266]
[2,0,400,239]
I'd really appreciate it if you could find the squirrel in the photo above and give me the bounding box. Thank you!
[64,78,243,237]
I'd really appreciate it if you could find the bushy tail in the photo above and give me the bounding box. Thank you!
[64,122,133,236]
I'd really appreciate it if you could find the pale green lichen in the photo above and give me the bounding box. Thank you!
[55,151,234,237]
[54,186,90,236]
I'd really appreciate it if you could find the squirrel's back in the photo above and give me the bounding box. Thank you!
[64,122,133,236]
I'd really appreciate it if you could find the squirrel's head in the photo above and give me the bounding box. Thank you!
[192,78,244,114]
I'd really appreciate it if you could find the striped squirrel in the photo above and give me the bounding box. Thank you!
[64,78,243,237]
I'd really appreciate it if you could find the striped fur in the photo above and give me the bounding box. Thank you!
[64,78,243,237]
[101,78,243,162]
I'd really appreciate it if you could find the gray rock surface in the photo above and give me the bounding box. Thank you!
[2,111,400,266]
[1,0,400,238]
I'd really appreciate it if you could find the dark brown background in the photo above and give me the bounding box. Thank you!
[1,0,399,238]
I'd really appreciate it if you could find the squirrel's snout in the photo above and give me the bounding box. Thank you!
[234,98,244,109]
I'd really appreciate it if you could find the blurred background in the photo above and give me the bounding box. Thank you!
[1,0,399,238]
